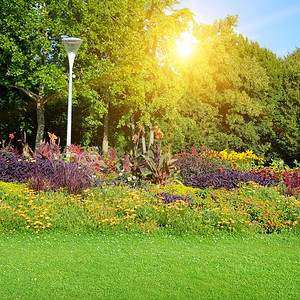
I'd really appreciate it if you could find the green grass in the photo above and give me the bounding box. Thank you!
[0,233,299,299]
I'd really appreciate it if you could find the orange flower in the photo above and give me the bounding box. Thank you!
[48,132,57,141]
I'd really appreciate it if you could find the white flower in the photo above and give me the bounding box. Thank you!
[119,172,123,176]
[127,177,132,181]
[132,176,136,180]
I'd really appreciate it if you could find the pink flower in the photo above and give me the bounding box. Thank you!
[9,133,14,139]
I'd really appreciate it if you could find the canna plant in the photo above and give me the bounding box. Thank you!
[0,133,18,157]
[35,132,61,160]
[122,125,179,184]
[141,127,179,185]
[122,125,148,177]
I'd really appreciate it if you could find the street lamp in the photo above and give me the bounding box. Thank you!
[63,37,83,151]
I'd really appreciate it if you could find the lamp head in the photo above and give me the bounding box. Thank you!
[62,37,83,56]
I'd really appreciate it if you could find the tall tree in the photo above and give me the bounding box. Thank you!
[0,0,68,150]
[171,16,273,156]
[282,49,300,164]
[65,0,193,151]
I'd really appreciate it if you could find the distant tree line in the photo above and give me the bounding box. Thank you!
[0,0,299,165]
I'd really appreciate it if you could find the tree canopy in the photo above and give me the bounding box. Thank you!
[0,1,299,165]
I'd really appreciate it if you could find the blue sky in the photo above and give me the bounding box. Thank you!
[176,0,300,57]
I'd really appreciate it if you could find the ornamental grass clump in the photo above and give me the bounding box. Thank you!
[28,161,95,194]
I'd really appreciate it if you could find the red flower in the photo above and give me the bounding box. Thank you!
[218,167,223,172]
[9,133,14,139]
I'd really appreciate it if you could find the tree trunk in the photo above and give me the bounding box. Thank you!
[142,127,147,153]
[148,125,154,149]
[130,114,135,140]
[102,102,109,153]
[35,101,45,152]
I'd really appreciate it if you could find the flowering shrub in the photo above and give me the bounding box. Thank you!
[219,149,264,171]
[185,169,277,190]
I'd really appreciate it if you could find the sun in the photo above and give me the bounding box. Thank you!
[175,31,197,57]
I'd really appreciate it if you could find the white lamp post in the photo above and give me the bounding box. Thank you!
[63,37,83,150]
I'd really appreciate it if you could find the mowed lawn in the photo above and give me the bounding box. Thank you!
[0,233,299,300]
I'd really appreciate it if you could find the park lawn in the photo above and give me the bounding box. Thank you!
[0,233,299,300]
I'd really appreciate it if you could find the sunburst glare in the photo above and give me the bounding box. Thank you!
[175,31,197,57]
